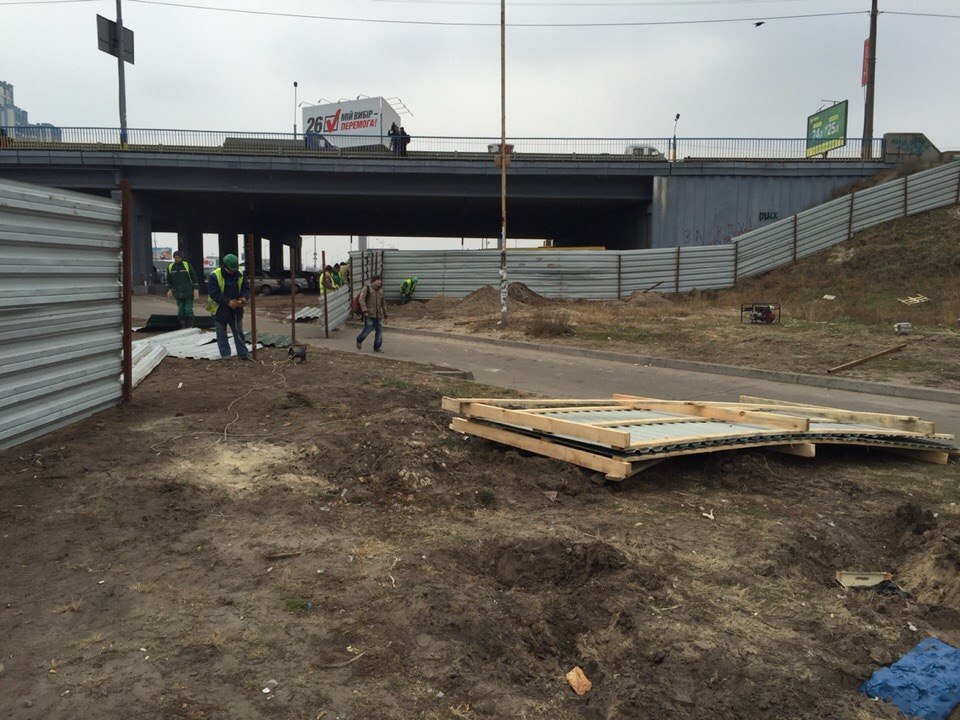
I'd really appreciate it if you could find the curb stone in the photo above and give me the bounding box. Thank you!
[354,323,960,406]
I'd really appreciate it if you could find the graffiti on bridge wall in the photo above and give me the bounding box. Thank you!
[682,220,754,246]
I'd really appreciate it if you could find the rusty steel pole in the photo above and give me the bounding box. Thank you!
[120,179,132,401]
[498,0,508,327]
[246,233,258,360]
[289,246,297,346]
[321,250,330,339]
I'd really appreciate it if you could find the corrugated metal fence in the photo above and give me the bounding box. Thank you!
[0,179,122,451]
[353,161,960,300]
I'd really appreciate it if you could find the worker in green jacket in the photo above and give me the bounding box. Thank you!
[166,250,199,327]
[400,276,418,304]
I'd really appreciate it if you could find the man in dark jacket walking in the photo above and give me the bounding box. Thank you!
[207,253,250,359]
[166,250,199,327]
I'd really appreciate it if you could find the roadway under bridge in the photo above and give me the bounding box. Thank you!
[0,147,890,283]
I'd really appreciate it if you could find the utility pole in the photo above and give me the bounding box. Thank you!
[861,0,878,158]
[116,0,128,149]
[498,0,508,326]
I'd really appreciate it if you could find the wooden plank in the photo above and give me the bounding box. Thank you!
[522,405,635,415]
[612,401,809,432]
[442,397,623,413]
[767,443,816,458]
[591,417,711,428]
[738,395,935,436]
[458,403,633,449]
[827,343,907,374]
[450,417,631,478]
[607,458,666,481]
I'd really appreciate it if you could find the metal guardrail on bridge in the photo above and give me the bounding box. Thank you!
[0,127,885,161]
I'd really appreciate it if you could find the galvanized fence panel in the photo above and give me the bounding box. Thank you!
[0,179,122,450]
[617,249,678,295]
[678,245,736,292]
[907,162,960,215]
[795,195,852,259]
[350,161,958,303]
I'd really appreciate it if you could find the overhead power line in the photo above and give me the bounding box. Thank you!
[116,1,867,28]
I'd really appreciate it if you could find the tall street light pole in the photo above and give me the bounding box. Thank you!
[293,81,298,136]
[671,113,680,161]
[498,0,508,327]
[861,0,878,158]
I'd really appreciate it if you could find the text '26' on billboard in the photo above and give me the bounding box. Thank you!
[806,100,848,157]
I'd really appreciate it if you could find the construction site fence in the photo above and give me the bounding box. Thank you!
[350,161,960,301]
[0,178,123,451]
[0,127,884,161]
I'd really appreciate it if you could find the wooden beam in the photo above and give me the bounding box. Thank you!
[457,403,633,449]
[441,397,624,413]
[767,443,817,458]
[591,417,711,428]
[451,417,632,478]
[607,458,666,481]
[827,344,907,374]
[522,405,635,414]
[614,401,809,432]
[738,395,935,436]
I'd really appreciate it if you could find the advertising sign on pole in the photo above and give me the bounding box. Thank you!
[805,100,848,158]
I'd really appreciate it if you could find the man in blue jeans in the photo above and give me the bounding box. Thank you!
[207,254,250,359]
[356,274,386,353]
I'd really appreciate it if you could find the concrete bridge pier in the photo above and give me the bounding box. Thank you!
[217,232,239,260]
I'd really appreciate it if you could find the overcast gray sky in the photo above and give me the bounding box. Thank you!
[2,0,958,263]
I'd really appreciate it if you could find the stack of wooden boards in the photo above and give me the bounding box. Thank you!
[442,394,958,481]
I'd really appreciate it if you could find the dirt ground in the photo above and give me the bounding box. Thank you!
[387,284,960,391]
[3,349,960,719]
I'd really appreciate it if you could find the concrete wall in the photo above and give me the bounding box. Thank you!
[651,174,857,248]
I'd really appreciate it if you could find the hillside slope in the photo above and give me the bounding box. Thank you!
[730,204,960,327]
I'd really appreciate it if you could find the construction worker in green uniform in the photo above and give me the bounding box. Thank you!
[166,250,199,327]
[400,276,418,304]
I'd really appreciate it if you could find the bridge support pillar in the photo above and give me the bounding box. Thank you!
[218,232,239,259]
[268,238,283,272]
[179,229,205,286]
[250,235,264,272]
[357,235,368,252]
[112,188,154,289]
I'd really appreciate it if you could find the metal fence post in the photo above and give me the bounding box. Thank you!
[348,256,355,319]
[792,215,798,264]
[321,250,329,339]
[732,241,739,287]
[246,233,258,360]
[120,179,132,402]
[847,191,855,240]
[674,246,681,293]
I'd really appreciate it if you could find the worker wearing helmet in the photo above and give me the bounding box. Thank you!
[165,250,199,328]
[399,276,418,304]
[206,253,250,359]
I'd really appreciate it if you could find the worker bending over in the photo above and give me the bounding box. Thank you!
[207,253,250,360]
[399,276,418,304]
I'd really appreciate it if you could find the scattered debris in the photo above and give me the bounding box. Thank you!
[898,294,930,305]
[836,571,892,589]
[861,638,960,720]
[262,679,278,694]
[565,666,593,695]
[894,322,914,335]
[822,294,836,301]
[542,490,559,502]
[443,394,956,480]
[702,509,715,520]
[827,343,907,374]
[265,551,302,561]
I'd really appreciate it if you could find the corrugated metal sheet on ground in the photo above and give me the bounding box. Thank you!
[136,328,263,360]
[0,178,122,451]
[286,287,351,329]
[244,332,292,348]
[131,340,167,387]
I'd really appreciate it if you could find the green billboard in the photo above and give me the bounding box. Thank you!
[806,100,848,157]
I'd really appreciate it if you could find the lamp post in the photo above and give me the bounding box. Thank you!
[670,113,680,161]
[293,81,298,136]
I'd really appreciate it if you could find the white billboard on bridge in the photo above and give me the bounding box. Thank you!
[301,97,402,150]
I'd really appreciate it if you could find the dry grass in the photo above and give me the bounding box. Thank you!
[525,310,573,337]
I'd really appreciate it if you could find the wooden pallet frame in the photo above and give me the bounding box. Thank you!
[443,395,955,480]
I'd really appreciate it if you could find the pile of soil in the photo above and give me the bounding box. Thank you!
[507,282,549,305]
[459,285,502,314]
[2,351,958,719]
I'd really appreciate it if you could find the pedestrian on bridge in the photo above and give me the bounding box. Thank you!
[399,127,410,157]
[356,274,387,353]
[388,122,400,157]
[166,250,199,328]
[206,253,250,360]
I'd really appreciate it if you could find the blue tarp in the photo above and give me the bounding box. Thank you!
[861,637,960,720]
